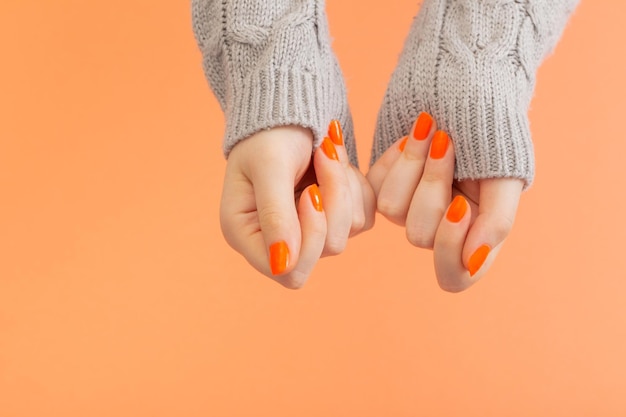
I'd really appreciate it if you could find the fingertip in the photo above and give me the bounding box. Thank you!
[269,240,290,276]
[429,130,450,160]
[308,184,323,212]
[320,137,339,161]
[446,195,469,223]
[412,112,435,141]
[467,244,491,277]
[328,119,343,146]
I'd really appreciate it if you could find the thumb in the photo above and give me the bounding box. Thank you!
[252,157,303,276]
[462,179,524,278]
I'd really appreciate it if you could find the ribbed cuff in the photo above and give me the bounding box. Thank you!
[223,60,357,166]
[224,65,325,155]
[372,65,535,188]
[434,61,535,188]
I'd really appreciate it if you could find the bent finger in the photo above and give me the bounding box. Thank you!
[433,195,475,292]
[355,166,377,233]
[462,179,524,277]
[365,136,407,197]
[376,112,436,226]
[281,184,327,289]
[406,130,455,248]
[315,137,352,256]
[253,161,302,277]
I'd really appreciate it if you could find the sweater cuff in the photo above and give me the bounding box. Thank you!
[192,0,357,166]
[224,65,325,157]
[434,60,535,187]
[222,58,357,166]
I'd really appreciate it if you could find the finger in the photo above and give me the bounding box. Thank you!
[354,166,377,233]
[433,195,478,292]
[462,178,524,277]
[366,135,408,197]
[328,119,350,168]
[220,163,271,274]
[252,157,302,277]
[376,112,436,226]
[315,137,352,256]
[346,167,367,235]
[329,120,366,235]
[280,184,327,289]
[405,130,455,249]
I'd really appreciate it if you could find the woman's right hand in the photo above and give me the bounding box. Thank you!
[220,122,375,289]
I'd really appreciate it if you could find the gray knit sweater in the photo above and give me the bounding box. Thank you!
[192,0,578,186]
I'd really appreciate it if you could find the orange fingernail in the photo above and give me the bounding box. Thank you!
[309,184,323,212]
[412,112,433,140]
[270,241,290,275]
[430,130,449,159]
[468,244,491,277]
[328,120,343,146]
[398,136,409,152]
[446,195,467,223]
[321,137,339,161]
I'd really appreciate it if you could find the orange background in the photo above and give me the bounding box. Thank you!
[1,1,625,416]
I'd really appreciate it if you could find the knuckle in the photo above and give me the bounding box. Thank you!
[406,229,434,249]
[406,221,436,249]
[257,206,286,232]
[324,235,347,256]
[377,197,407,225]
[351,211,366,233]
[490,214,514,239]
[361,214,376,232]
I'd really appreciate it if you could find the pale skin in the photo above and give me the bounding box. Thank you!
[220,115,523,292]
[366,113,524,292]
[220,124,376,289]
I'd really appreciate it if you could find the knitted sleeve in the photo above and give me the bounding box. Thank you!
[192,0,358,166]
[371,0,579,188]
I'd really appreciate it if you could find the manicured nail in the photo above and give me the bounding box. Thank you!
[328,120,343,146]
[446,195,467,223]
[412,112,433,141]
[308,184,323,212]
[270,241,290,275]
[398,136,409,152]
[468,244,491,277]
[321,137,339,161]
[430,130,449,159]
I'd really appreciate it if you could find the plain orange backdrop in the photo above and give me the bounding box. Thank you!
[1,1,625,416]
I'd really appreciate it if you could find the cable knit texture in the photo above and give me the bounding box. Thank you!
[192,0,358,166]
[372,0,579,188]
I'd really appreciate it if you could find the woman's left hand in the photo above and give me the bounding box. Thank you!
[367,112,524,292]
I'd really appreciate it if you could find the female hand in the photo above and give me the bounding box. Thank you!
[367,113,523,292]
[220,122,375,289]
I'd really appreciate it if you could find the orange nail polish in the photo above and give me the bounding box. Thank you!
[328,120,343,146]
[398,136,409,152]
[446,195,467,223]
[270,241,290,275]
[430,130,449,159]
[321,137,339,161]
[468,244,491,277]
[412,112,433,141]
[308,184,323,212]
